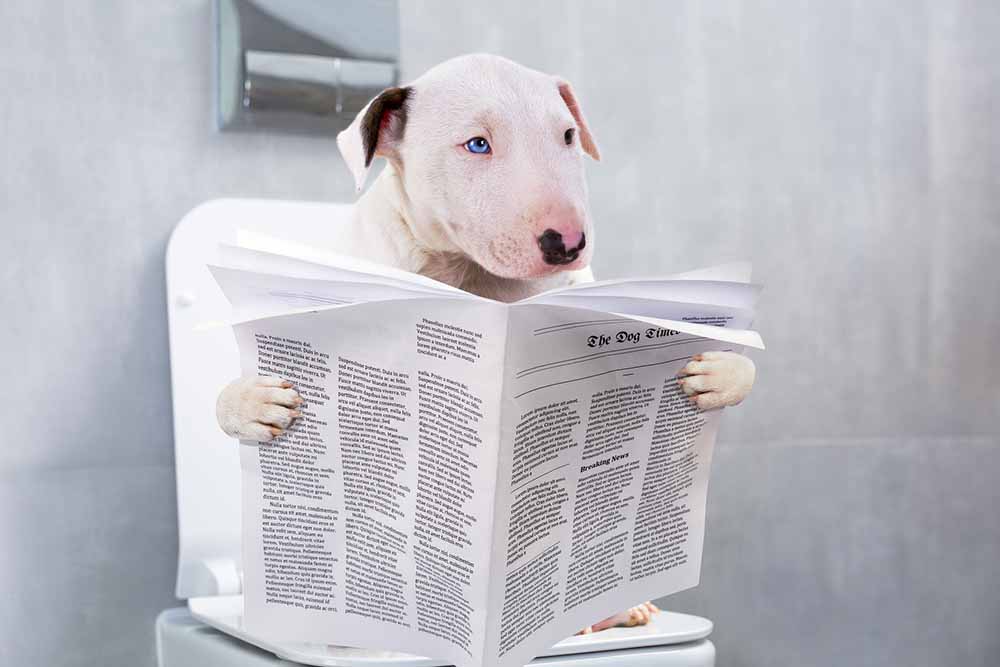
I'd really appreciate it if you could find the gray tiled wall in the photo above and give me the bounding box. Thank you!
[668,437,1000,666]
[1,2,997,666]
[0,2,341,665]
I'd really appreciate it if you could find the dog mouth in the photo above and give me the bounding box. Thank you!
[482,231,589,279]
[542,248,581,265]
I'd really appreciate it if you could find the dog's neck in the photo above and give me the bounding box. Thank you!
[347,164,575,303]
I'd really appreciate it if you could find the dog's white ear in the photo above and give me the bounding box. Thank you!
[555,78,601,161]
[336,86,412,191]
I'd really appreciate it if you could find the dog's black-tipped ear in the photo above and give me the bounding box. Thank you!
[554,78,600,161]
[337,86,412,191]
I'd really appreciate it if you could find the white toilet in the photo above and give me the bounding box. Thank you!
[155,199,716,667]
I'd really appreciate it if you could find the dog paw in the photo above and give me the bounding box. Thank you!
[216,376,303,442]
[577,601,660,634]
[677,350,756,410]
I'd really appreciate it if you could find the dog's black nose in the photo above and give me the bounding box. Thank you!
[539,229,586,265]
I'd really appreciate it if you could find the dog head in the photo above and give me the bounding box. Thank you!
[337,54,600,279]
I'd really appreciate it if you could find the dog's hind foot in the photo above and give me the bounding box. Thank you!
[577,601,660,635]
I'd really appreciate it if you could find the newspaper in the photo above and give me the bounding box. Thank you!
[209,232,764,667]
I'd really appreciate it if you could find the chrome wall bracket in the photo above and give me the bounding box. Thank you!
[215,0,399,135]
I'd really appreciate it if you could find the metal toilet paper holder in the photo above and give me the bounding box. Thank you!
[216,0,399,135]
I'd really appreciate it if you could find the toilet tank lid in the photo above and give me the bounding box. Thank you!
[167,198,352,598]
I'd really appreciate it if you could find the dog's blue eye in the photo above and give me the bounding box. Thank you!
[464,137,491,154]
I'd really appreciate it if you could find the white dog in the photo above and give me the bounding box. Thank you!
[216,54,755,633]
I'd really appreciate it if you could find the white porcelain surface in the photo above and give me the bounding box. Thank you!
[163,605,715,667]
[167,199,352,598]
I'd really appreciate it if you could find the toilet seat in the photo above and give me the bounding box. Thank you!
[185,595,712,666]
[157,607,715,667]
[162,199,716,667]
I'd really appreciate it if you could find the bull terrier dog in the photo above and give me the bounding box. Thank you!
[216,54,756,634]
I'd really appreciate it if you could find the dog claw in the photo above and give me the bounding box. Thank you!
[676,351,755,409]
[217,376,304,441]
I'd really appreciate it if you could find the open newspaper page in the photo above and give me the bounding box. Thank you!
[232,297,508,667]
[483,303,762,667]
[212,242,764,667]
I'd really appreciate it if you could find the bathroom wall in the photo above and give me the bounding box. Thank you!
[400,2,1000,666]
[1,2,997,666]
[0,2,344,665]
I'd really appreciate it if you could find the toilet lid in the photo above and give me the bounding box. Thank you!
[168,199,353,598]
